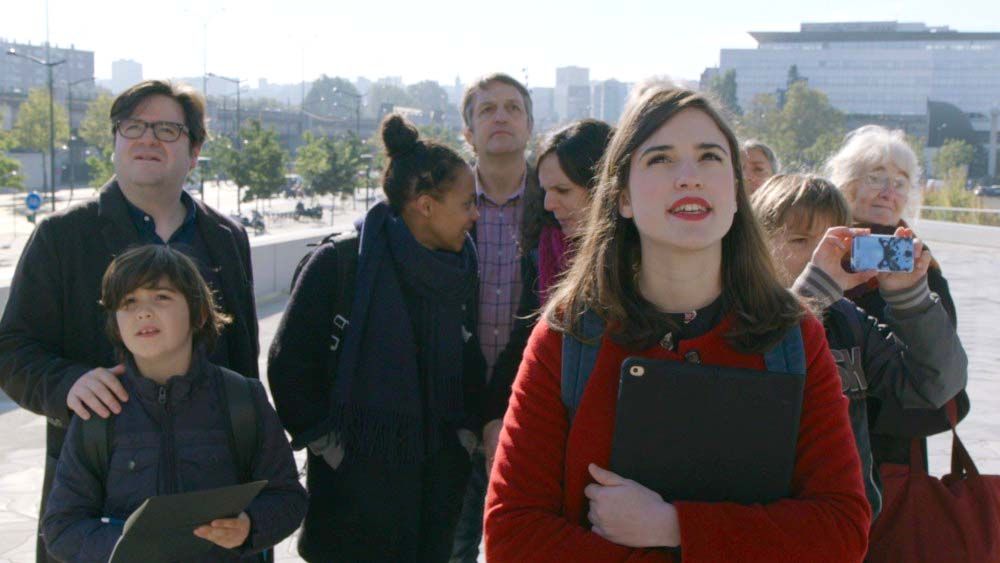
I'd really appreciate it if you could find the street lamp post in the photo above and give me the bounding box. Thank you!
[332,87,362,138]
[8,48,66,211]
[208,72,243,213]
[66,76,94,202]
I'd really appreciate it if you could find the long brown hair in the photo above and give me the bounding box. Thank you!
[543,87,802,353]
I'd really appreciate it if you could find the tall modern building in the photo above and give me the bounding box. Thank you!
[110,59,143,93]
[531,87,555,127]
[555,66,590,123]
[0,39,95,95]
[711,22,1000,118]
[592,79,628,124]
[706,22,1000,176]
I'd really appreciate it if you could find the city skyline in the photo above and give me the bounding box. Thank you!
[3,0,999,89]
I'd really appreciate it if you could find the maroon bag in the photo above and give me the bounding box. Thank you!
[868,403,1000,562]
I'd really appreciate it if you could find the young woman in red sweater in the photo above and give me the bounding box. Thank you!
[483,86,871,562]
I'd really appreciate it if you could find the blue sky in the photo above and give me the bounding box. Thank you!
[3,0,998,87]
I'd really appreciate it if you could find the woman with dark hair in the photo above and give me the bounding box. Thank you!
[268,114,484,561]
[484,87,870,561]
[535,118,613,300]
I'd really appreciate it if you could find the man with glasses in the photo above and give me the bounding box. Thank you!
[0,80,260,563]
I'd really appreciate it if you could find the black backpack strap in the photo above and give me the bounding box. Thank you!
[326,234,359,379]
[81,415,111,481]
[218,368,259,482]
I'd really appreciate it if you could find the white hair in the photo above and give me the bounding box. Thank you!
[824,125,922,223]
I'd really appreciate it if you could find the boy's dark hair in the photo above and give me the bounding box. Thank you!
[110,79,207,152]
[100,245,231,357]
[380,113,468,213]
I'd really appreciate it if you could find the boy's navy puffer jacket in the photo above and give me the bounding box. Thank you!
[42,353,307,563]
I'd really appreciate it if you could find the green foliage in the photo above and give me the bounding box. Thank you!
[738,82,844,171]
[787,65,803,87]
[199,136,237,181]
[227,120,289,202]
[922,167,1000,226]
[80,93,115,186]
[365,83,413,118]
[708,70,741,116]
[13,88,70,152]
[295,132,364,198]
[303,75,360,119]
[406,81,450,114]
[933,139,975,178]
[906,135,927,171]
[0,130,23,189]
[417,124,468,158]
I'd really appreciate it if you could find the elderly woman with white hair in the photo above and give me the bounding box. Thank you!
[824,124,969,473]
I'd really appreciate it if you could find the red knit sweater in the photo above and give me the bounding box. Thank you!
[484,314,871,562]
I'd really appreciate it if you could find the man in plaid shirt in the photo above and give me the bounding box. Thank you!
[451,73,542,563]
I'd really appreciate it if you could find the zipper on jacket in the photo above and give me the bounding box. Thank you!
[158,384,178,494]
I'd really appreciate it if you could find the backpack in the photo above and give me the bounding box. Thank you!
[290,231,359,376]
[560,309,806,421]
[80,367,260,483]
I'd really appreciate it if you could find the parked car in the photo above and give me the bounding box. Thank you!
[973,185,1000,197]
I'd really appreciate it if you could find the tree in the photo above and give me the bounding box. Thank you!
[407,81,450,114]
[303,75,359,120]
[738,82,844,170]
[0,130,24,189]
[787,65,804,87]
[225,120,288,207]
[418,124,467,156]
[365,83,412,118]
[13,88,70,190]
[933,139,975,178]
[80,92,115,187]
[708,69,741,116]
[200,136,237,182]
[294,132,363,200]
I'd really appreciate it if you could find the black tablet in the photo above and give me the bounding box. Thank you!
[610,357,804,504]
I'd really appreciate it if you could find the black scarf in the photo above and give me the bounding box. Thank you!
[329,202,478,463]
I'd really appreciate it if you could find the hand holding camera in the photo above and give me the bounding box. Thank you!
[809,226,878,292]
[873,226,931,291]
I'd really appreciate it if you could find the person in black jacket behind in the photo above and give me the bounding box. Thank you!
[751,173,968,519]
[268,114,484,562]
[42,245,305,562]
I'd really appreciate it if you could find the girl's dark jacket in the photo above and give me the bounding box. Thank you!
[793,263,968,517]
[42,354,306,562]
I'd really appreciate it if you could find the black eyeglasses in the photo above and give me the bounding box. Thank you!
[115,118,189,142]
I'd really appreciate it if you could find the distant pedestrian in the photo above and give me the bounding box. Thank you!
[269,114,483,562]
[42,245,305,562]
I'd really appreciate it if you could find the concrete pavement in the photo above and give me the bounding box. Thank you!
[1,240,997,562]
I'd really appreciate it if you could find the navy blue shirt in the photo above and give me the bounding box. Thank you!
[123,190,232,368]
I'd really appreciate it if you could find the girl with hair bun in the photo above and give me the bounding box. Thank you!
[269,114,484,561]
